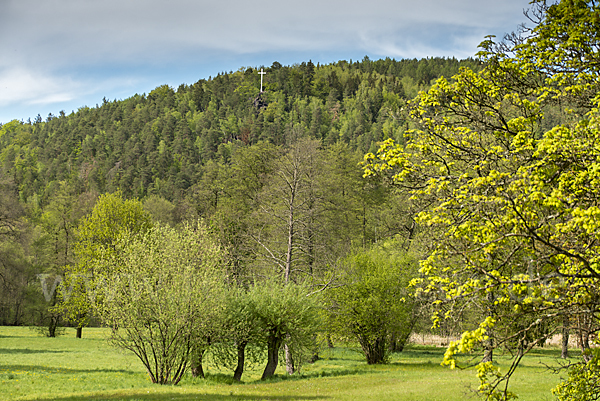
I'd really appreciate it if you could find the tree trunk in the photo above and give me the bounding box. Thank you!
[262,334,282,379]
[582,330,591,351]
[47,292,60,338]
[482,293,494,363]
[395,328,414,353]
[308,334,319,363]
[48,316,59,337]
[395,314,418,353]
[284,205,294,283]
[284,343,295,375]
[577,314,592,361]
[388,332,398,353]
[191,349,205,378]
[482,343,493,363]
[359,335,387,364]
[481,324,494,363]
[76,326,82,338]
[362,205,367,247]
[561,315,570,359]
[233,341,247,382]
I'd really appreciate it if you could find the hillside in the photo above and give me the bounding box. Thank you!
[1,57,479,205]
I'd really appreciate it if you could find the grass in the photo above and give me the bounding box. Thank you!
[0,326,568,401]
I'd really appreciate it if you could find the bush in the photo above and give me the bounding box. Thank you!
[91,222,226,385]
[329,244,419,364]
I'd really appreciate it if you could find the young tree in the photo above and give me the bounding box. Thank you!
[250,133,326,374]
[363,1,600,398]
[207,141,279,283]
[92,222,226,385]
[38,183,92,337]
[143,194,176,226]
[57,191,152,336]
[210,286,263,382]
[329,243,419,364]
[247,279,322,379]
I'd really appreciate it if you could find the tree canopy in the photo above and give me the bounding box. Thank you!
[0,57,478,207]
[363,0,600,399]
[57,192,153,333]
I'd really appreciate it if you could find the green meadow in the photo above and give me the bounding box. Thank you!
[0,327,564,401]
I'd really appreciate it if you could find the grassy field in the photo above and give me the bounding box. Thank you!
[0,326,566,401]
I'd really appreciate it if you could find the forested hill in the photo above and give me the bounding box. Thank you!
[1,57,479,206]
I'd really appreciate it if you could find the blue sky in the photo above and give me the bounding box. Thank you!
[0,0,531,124]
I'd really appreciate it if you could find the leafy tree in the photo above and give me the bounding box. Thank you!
[91,222,226,385]
[0,170,44,327]
[143,194,176,226]
[207,141,279,283]
[248,279,322,379]
[36,183,83,336]
[210,286,263,382]
[553,349,600,401]
[57,191,152,336]
[364,1,600,398]
[249,134,326,374]
[0,221,35,327]
[75,191,152,262]
[329,243,419,364]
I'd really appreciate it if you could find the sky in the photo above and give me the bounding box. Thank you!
[0,0,531,124]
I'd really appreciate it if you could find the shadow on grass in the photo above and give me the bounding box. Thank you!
[226,367,373,383]
[0,348,66,354]
[178,369,372,388]
[33,393,329,401]
[0,334,33,339]
[387,360,444,369]
[0,364,132,374]
[400,346,447,355]
[524,347,564,358]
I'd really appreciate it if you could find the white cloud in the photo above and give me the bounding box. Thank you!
[357,23,492,60]
[0,68,79,107]
[0,65,149,123]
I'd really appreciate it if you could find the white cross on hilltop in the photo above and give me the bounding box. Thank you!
[258,68,266,92]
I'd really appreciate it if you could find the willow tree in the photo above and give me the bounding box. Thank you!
[363,1,600,399]
[91,222,226,385]
[247,279,322,380]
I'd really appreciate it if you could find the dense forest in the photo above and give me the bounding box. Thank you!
[1,56,480,205]
[0,56,479,328]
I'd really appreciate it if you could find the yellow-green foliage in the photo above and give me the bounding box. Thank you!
[363,1,600,398]
[57,191,153,328]
[553,349,600,401]
[92,222,226,385]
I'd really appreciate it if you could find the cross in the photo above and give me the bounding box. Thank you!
[258,68,266,92]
